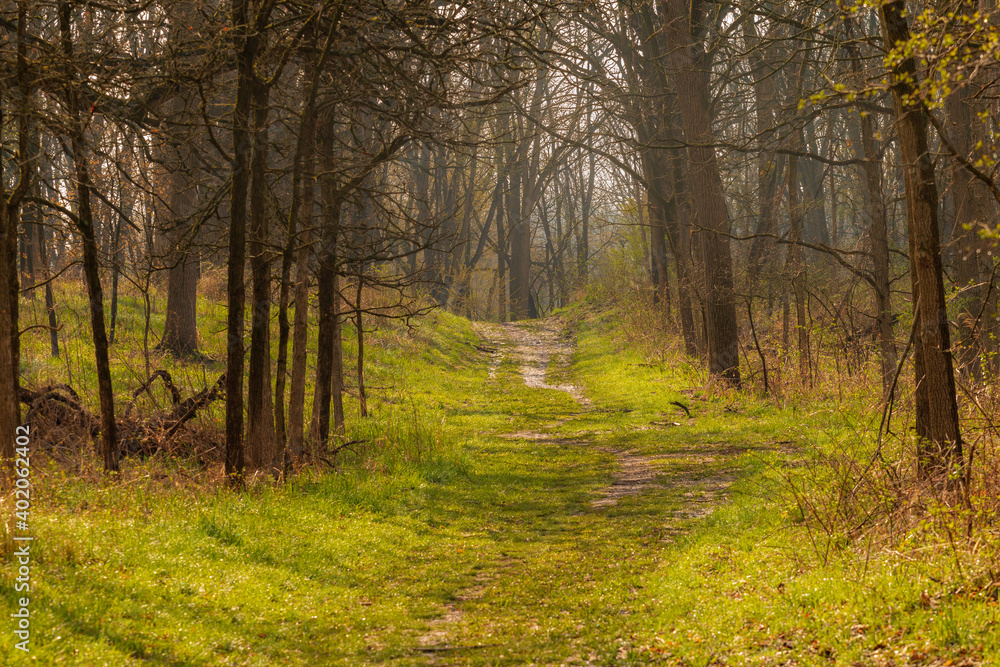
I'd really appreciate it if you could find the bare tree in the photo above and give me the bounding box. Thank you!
[660,0,741,386]
[880,0,963,486]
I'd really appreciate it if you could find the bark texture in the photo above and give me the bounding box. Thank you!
[881,0,963,483]
[224,0,258,485]
[246,79,276,471]
[661,0,741,386]
[59,0,119,472]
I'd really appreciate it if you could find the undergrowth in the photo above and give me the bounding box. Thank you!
[2,268,998,665]
[579,272,1000,665]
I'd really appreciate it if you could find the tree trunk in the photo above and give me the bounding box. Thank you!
[283,35,334,460]
[508,112,531,320]
[799,128,831,246]
[35,217,60,357]
[880,0,963,485]
[668,152,699,356]
[627,8,697,352]
[159,18,201,357]
[429,148,457,305]
[0,1,34,469]
[451,149,478,314]
[158,130,201,357]
[662,0,741,386]
[860,113,897,398]
[508,163,531,320]
[108,216,122,345]
[313,237,336,448]
[0,200,19,469]
[0,201,20,472]
[312,137,345,447]
[845,22,897,400]
[32,136,61,359]
[495,143,509,322]
[645,159,670,307]
[160,242,200,355]
[246,80,276,471]
[312,241,345,446]
[944,51,993,379]
[276,81,313,464]
[554,178,568,307]
[19,206,35,302]
[787,150,811,385]
[224,0,257,485]
[356,279,367,418]
[59,0,118,472]
[744,17,784,278]
[287,159,315,459]
[415,145,439,298]
[577,151,594,285]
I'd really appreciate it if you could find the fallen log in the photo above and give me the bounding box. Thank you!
[120,370,227,456]
[161,371,227,438]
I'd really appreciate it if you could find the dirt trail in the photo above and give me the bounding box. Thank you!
[474,319,655,508]
[415,318,740,659]
[476,320,592,407]
[589,449,660,508]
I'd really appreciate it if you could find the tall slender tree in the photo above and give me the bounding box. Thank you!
[880,0,963,485]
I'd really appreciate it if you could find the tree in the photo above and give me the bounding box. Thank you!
[158,1,204,357]
[660,0,741,386]
[57,0,120,472]
[0,0,32,471]
[224,0,269,485]
[880,0,963,486]
[843,16,897,399]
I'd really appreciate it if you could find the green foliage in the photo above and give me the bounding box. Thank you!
[2,287,997,664]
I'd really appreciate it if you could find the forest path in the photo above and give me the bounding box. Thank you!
[403,317,738,665]
[476,319,658,509]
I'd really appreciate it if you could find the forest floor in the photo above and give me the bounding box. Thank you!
[3,302,997,665]
[407,317,747,664]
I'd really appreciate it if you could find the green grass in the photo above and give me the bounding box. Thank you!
[2,286,998,665]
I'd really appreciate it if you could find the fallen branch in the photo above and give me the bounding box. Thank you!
[329,439,367,456]
[18,371,227,459]
[19,384,100,437]
[19,384,100,452]
[123,371,228,455]
[670,401,693,418]
[123,370,181,418]
[161,371,227,439]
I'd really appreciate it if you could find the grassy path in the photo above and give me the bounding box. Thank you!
[391,317,744,665]
[4,310,754,667]
[6,308,996,665]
